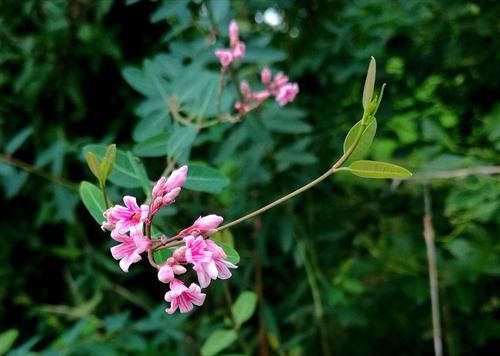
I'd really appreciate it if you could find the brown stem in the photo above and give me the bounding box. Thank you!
[423,186,443,356]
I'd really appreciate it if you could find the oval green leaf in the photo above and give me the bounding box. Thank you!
[79,181,106,224]
[184,164,230,193]
[347,160,412,179]
[133,132,170,157]
[232,291,258,327]
[201,329,237,356]
[343,116,377,162]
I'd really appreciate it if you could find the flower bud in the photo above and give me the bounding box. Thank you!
[261,68,272,85]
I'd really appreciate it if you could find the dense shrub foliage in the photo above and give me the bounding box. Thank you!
[1,0,499,355]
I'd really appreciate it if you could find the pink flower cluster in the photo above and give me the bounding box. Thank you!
[214,20,299,116]
[101,165,237,314]
[215,20,246,69]
[235,68,299,114]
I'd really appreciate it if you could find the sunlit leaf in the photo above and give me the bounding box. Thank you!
[343,116,377,162]
[347,160,412,179]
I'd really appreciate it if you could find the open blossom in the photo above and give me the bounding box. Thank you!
[215,49,233,68]
[184,235,237,288]
[102,196,149,233]
[110,228,152,272]
[164,279,206,314]
[276,83,299,106]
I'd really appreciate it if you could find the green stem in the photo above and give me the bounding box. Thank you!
[217,113,369,232]
[101,186,110,210]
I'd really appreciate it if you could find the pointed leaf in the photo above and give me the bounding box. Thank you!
[166,124,198,159]
[343,116,377,162]
[79,181,106,224]
[100,144,116,182]
[133,132,170,157]
[362,57,376,110]
[184,164,230,193]
[201,329,237,356]
[347,160,412,179]
[83,145,150,189]
[85,152,102,183]
[232,291,258,327]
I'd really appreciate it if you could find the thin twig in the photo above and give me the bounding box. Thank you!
[1,154,78,191]
[411,166,500,181]
[423,185,443,356]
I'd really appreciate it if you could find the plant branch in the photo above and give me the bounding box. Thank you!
[1,154,78,191]
[216,114,369,233]
[423,185,443,356]
[410,166,500,181]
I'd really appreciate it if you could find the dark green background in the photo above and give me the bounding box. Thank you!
[1,0,499,354]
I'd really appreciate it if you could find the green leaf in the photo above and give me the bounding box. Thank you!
[184,164,230,193]
[343,116,377,162]
[85,152,102,183]
[201,329,237,356]
[79,181,106,224]
[100,144,116,182]
[347,160,412,179]
[133,132,170,157]
[83,145,150,189]
[362,56,376,110]
[219,243,240,265]
[5,127,33,154]
[0,329,19,354]
[232,291,258,327]
[211,229,234,248]
[166,124,198,159]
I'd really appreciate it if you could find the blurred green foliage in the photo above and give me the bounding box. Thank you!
[1,0,500,355]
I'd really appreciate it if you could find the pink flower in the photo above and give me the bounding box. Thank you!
[184,236,237,288]
[240,81,251,99]
[102,196,149,234]
[164,279,206,314]
[178,214,224,238]
[184,235,213,269]
[215,49,233,68]
[158,257,187,283]
[151,166,188,215]
[215,20,245,68]
[234,101,251,114]
[231,41,246,59]
[110,228,152,272]
[191,215,223,235]
[251,90,271,102]
[276,83,299,106]
[269,72,290,95]
[229,20,239,47]
[206,239,237,280]
[261,68,272,85]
